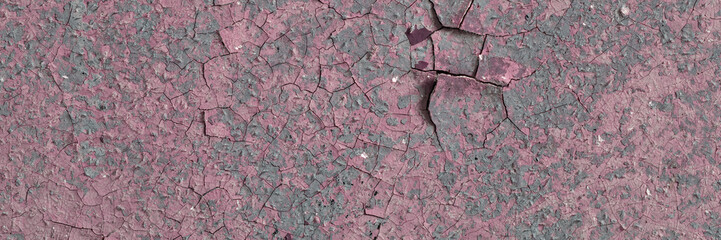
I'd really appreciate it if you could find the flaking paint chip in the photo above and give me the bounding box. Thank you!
[620,5,631,16]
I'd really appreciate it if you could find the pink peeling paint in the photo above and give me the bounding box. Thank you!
[0,0,720,239]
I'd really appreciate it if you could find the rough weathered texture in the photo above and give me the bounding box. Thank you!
[0,0,720,239]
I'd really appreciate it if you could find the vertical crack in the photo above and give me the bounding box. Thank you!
[500,91,526,136]
[472,34,488,79]
[459,0,473,28]
[424,78,444,150]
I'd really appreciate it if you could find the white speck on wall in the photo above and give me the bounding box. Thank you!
[0,77,4,83]
[234,45,243,50]
[597,135,604,144]
[62,75,68,79]
[360,152,368,159]
[620,5,630,16]
[392,76,398,83]
[478,54,483,61]
[646,188,651,196]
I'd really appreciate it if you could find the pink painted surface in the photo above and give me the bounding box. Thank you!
[0,0,719,239]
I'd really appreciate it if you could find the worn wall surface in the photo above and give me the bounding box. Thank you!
[0,0,720,239]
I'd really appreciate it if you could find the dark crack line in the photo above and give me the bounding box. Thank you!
[426,0,444,29]
[458,0,474,28]
[435,26,486,38]
[501,91,526,136]
[424,78,444,151]
[431,70,506,88]
[471,34,489,80]
[46,219,103,238]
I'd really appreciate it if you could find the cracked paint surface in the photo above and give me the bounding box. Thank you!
[0,0,721,239]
